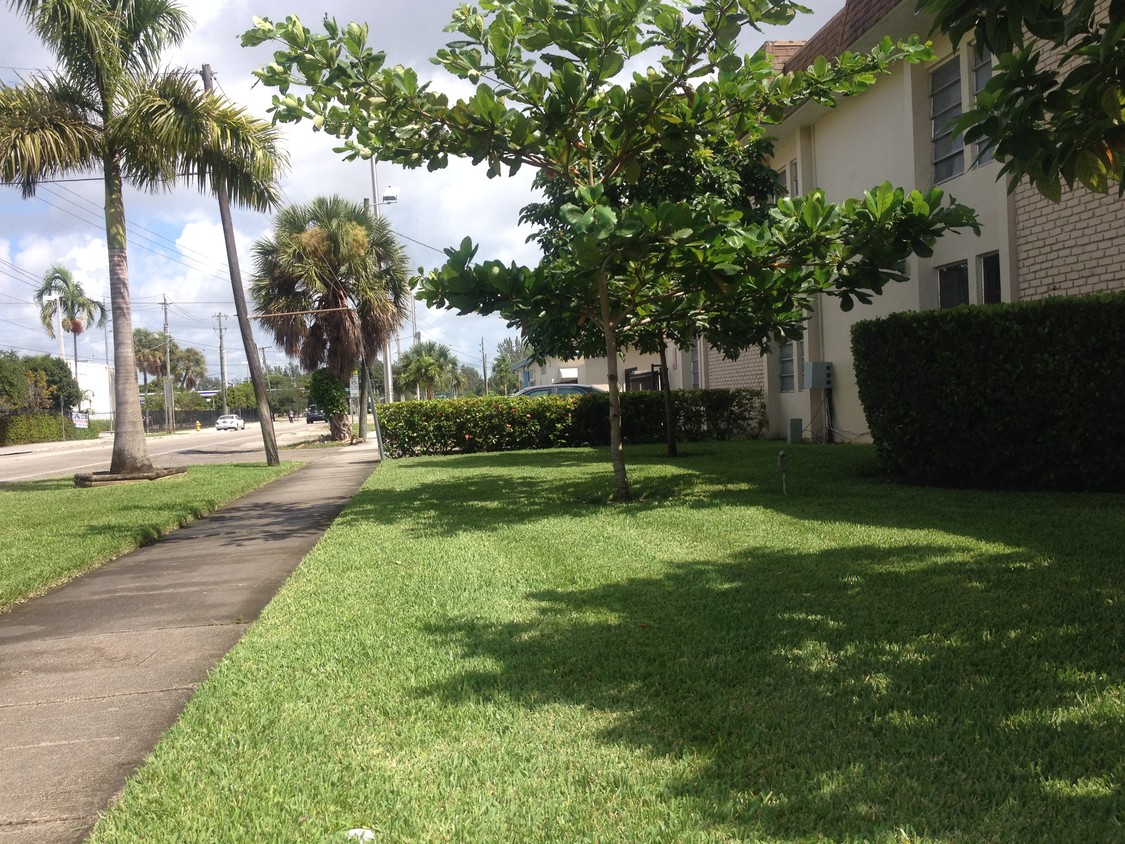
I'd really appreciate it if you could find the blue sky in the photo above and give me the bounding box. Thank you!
[0,0,847,383]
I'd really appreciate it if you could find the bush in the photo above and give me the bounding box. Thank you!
[378,389,766,457]
[0,414,72,446]
[852,292,1125,491]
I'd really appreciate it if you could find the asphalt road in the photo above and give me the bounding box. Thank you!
[0,420,333,483]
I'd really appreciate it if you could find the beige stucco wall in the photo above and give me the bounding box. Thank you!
[754,31,1015,441]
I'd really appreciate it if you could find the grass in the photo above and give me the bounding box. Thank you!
[89,442,1123,843]
[0,462,298,611]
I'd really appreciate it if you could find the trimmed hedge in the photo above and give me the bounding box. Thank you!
[852,292,1125,491]
[0,414,90,446]
[378,388,766,458]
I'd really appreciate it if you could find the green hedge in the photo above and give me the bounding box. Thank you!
[378,389,766,458]
[852,292,1125,491]
[0,415,110,446]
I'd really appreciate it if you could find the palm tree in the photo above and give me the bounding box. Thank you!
[33,264,106,409]
[396,340,462,400]
[250,195,410,440]
[0,0,284,475]
[174,345,206,390]
[133,327,164,429]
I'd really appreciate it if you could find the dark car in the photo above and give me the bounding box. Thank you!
[514,384,606,397]
[305,405,326,423]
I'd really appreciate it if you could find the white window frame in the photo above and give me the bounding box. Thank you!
[930,57,964,183]
[778,339,803,393]
[971,42,995,166]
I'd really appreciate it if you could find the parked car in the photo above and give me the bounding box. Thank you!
[305,405,326,423]
[215,414,245,431]
[514,384,606,397]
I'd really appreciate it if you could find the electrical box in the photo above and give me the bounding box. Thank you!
[804,361,833,390]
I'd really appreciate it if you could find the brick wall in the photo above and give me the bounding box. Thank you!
[1016,184,1125,299]
[704,347,766,391]
[1013,0,1124,299]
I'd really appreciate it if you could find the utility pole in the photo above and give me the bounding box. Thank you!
[481,338,489,395]
[202,63,278,465]
[215,312,229,414]
[162,294,175,433]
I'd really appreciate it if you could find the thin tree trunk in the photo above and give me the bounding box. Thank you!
[203,63,279,466]
[598,268,631,503]
[658,340,678,458]
[105,159,154,474]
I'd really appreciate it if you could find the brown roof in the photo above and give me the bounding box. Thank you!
[783,0,904,72]
[761,40,806,72]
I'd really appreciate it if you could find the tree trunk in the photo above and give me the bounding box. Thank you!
[71,330,81,409]
[658,340,678,458]
[597,268,631,502]
[203,63,279,466]
[328,412,352,441]
[105,159,154,474]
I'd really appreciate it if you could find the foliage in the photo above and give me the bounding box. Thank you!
[0,351,28,412]
[852,291,1125,490]
[243,0,978,502]
[251,194,410,383]
[393,340,463,400]
[23,354,81,410]
[88,443,1125,843]
[306,369,347,416]
[0,0,286,474]
[918,0,1125,198]
[489,336,531,395]
[379,388,765,458]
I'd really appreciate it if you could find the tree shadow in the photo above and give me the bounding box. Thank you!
[417,541,1123,840]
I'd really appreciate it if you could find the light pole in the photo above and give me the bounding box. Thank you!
[369,157,398,404]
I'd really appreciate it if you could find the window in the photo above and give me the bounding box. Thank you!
[776,165,789,197]
[938,261,970,308]
[931,59,964,182]
[971,43,995,165]
[690,339,701,389]
[789,158,799,195]
[778,339,803,392]
[980,252,1002,304]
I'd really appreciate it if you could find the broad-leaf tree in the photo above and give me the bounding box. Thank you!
[0,0,285,475]
[244,0,978,501]
[918,0,1125,198]
[250,194,410,440]
[33,264,106,408]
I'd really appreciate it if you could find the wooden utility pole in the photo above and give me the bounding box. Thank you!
[202,63,278,465]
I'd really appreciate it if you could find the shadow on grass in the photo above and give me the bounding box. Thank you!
[419,540,1123,841]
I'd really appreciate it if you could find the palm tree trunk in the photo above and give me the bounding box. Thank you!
[105,159,154,474]
[71,330,81,410]
[598,268,631,503]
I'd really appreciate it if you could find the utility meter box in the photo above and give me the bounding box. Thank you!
[803,361,833,390]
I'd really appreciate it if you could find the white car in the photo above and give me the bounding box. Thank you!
[215,414,245,431]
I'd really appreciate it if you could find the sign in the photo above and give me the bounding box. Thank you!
[72,412,89,429]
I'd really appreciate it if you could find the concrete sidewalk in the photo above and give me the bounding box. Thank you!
[0,441,381,843]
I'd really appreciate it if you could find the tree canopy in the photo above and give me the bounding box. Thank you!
[244,0,979,500]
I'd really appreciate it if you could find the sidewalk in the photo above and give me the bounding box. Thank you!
[0,440,381,843]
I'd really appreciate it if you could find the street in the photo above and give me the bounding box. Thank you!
[0,420,332,483]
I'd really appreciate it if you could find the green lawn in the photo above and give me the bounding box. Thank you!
[0,463,297,610]
[90,442,1123,843]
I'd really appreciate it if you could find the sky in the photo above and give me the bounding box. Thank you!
[0,0,846,385]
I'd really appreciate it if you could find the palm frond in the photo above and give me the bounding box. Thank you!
[115,70,286,209]
[0,78,102,196]
[114,0,193,76]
